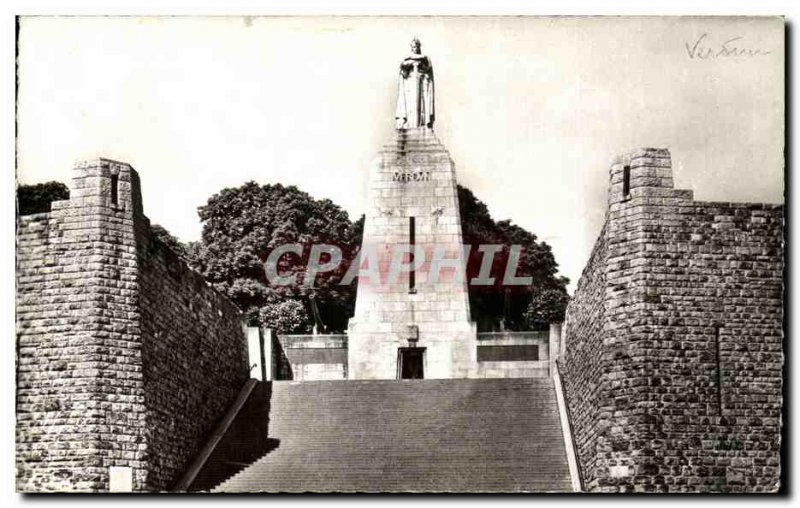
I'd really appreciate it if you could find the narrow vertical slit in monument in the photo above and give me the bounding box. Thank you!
[715,324,723,415]
[409,216,416,293]
[111,174,119,206]
[622,165,631,196]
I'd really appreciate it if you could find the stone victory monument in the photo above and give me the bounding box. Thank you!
[395,37,435,129]
[15,34,782,494]
[347,38,477,379]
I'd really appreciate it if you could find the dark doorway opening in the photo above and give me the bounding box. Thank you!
[398,347,425,379]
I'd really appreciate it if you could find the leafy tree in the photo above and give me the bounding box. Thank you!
[151,224,196,264]
[457,185,569,331]
[183,180,567,333]
[258,299,312,334]
[524,287,571,331]
[17,181,70,216]
[190,181,362,330]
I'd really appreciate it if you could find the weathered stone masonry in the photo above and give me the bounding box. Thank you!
[16,159,249,492]
[560,148,783,492]
[559,221,607,489]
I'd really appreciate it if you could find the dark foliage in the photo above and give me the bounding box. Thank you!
[189,182,362,331]
[17,181,70,216]
[164,180,568,332]
[151,224,196,265]
[457,185,569,331]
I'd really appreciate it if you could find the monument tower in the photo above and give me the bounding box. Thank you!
[348,39,477,379]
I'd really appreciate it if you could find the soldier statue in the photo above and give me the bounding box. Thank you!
[395,38,435,129]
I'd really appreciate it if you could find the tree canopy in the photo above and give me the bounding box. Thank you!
[16,178,569,331]
[151,224,195,264]
[188,181,362,332]
[17,181,70,216]
[457,185,569,331]
[178,181,568,333]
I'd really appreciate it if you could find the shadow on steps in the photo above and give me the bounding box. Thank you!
[211,378,573,493]
[188,382,279,492]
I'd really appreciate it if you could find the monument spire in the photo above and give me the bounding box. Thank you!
[349,42,473,380]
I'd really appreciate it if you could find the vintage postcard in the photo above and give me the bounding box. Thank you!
[14,16,784,493]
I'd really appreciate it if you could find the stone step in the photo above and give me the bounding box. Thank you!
[191,378,573,493]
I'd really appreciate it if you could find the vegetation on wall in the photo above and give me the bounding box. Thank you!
[16,181,70,216]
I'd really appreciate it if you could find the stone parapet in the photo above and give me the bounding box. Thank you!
[16,159,249,492]
[561,148,783,492]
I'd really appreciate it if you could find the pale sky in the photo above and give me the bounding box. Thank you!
[16,16,784,292]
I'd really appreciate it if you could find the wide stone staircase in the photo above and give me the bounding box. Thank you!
[189,378,574,493]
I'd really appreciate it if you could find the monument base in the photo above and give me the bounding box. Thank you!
[347,320,477,380]
[346,127,478,380]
